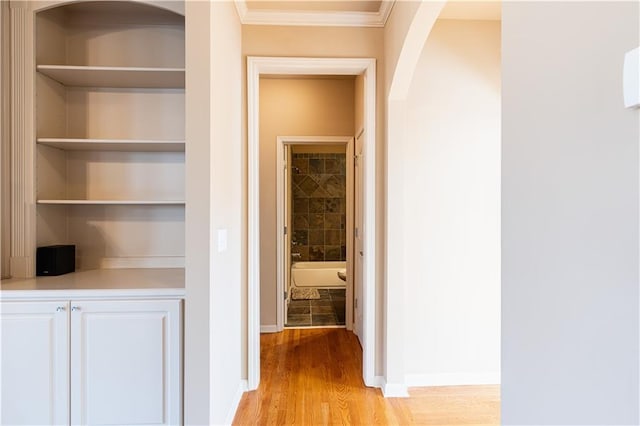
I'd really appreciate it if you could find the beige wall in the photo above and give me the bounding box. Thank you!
[242,24,385,376]
[404,19,501,383]
[259,77,355,326]
[292,144,346,154]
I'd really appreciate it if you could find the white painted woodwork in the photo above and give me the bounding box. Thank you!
[0,301,70,425]
[235,0,394,27]
[1,0,10,278]
[0,296,183,425]
[27,1,186,272]
[70,299,182,426]
[37,65,185,89]
[10,2,36,278]
[38,138,185,152]
[247,57,377,390]
[354,131,364,343]
[0,268,185,300]
[38,199,185,205]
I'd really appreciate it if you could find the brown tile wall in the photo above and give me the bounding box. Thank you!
[291,153,346,262]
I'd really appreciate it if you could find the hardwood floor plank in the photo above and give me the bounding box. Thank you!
[233,328,499,425]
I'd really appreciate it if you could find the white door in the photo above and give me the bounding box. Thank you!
[354,133,364,344]
[70,299,181,426]
[0,301,70,426]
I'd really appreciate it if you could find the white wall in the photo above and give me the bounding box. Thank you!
[209,2,243,424]
[403,19,501,385]
[502,2,639,424]
[259,77,355,328]
[185,1,243,424]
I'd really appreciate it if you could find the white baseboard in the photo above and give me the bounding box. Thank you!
[370,375,385,388]
[405,372,501,387]
[260,324,278,333]
[381,379,409,398]
[222,380,248,426]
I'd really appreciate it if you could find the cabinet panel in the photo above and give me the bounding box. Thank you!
[70,299,181,426]
[0,301,69,425]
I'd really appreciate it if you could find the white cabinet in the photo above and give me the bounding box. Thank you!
[0,299,182,426]
[0,301,69,426]
[70,300,182,425]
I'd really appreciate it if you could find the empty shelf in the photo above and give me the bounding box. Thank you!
[37,138,185,152]
[37,65,185,88]
[37,200,185,205]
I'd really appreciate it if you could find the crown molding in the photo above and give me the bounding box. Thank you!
[234,1,394,28]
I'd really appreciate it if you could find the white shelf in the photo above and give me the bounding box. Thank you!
[37,65,185,89]
[37,138,185,152]
[37,200,185,205]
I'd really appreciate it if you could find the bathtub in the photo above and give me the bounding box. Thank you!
[291,261,346,288]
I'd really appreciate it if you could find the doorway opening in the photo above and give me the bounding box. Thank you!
[247,57,377,390]
[276,137,354,329]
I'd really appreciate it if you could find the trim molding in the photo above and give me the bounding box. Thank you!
[234,0,394,28]
[373,375,385,388]
[223,380,248,426]
[275,136,354,333]
[405,372,501,387]
[247,57,377,391]
[381,379,409,398]
[9,2,35,278]
[260,325,278,333]
[1,0,10,279]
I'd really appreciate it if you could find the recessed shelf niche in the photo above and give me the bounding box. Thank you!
[35,1,185,271]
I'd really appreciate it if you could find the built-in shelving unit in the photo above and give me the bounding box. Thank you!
[34,1,186,272]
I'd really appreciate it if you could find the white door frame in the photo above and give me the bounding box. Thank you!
[276,136,355,332]
[247,57,377,390]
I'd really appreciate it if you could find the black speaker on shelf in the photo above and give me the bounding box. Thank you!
[36,245,75,276]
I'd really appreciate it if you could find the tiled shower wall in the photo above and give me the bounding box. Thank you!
[291,153,346,262]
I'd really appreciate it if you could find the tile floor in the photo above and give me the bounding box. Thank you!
[286,289,345,327]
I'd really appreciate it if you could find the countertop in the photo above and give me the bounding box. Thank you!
[0,268,185,300]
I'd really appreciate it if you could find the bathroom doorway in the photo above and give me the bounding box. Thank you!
[276,137,354,329]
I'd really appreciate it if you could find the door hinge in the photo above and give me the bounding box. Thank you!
[355,298,358,309]
[284,226,287,235]
[355,227,359,238]
[284,291,288,300]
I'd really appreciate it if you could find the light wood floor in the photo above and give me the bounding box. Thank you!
[233,328,500,425]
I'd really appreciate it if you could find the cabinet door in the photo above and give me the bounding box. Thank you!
[70,299,181,426]
[0,301,70,425]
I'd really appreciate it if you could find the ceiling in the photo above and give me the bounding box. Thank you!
[235,1,501,27]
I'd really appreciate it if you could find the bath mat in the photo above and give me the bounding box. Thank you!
[291,287,320,300]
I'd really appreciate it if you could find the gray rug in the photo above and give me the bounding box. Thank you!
[290,287,320,300]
